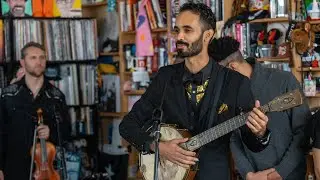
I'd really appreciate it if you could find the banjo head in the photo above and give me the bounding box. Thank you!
[139,125,190,180]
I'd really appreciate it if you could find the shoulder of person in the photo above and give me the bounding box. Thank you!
[155,63,182,78]
[223,67,248,83]
[1,83,21,97]
[263,67,299,86]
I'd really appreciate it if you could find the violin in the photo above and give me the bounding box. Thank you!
[31,108,60,180]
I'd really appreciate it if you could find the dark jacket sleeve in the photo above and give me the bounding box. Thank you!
[119,67,169,153]
[237,76,269,152]
[312,111,320,149]
[0,95,5,170]
[48,94,71,146]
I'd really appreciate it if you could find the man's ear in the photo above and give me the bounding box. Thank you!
[204,29,215,42]
[20,59,25,67]
[229,62,237,70]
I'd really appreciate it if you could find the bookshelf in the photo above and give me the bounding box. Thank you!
[0,16,100,179]
[290,20,320,110]
[82,0,310,180]
[248,17,289,23]
[81,0,320,179]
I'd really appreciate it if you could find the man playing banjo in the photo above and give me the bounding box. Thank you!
[119,2,271,179]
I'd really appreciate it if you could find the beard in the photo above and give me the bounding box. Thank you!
[176,34,203,58]
[11,6,25,16]
[27,67,45,78]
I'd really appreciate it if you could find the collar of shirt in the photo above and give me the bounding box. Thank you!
[182,59,212,86]
[16,76,51,93]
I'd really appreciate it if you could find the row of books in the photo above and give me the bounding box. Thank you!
[124,36,168,72]
[1,19,96,63]
[51,64,97,106]
[261,62,291,72]
[223,22,251,59]
[119,0,223,32]
[170,0,223,29]
[69,107,95,136]
[119,0,167,32]
[100,74,121,112]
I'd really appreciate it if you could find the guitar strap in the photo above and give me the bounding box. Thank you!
[207,68,229,128]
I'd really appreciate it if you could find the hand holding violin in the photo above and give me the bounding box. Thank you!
[37,125,49,140]
[32,108,60,180]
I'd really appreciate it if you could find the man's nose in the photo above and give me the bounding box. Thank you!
[177,32,185,40]
[35,58,42,65]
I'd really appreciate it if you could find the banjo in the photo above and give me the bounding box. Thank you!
[139,89,303,180]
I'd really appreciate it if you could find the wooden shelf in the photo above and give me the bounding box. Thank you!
[309,20,320,24]
[99,112,127,117]
[122,28,167,34]
[306,93,320,98]
[82,1,107,7]
[257,57,290,62]
[124,90,145,95]
[100,52,119,56]
[296,67,320,72]
[249,17,289,23]
[124,71,134,76]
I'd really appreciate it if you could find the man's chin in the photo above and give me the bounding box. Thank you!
[176,50,188,58]
[12,10,25,17]
[30,72,44,78]
[177,51,195,58]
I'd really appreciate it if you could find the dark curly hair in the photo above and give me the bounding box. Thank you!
[179,2,216,31]
[209,36,241,62]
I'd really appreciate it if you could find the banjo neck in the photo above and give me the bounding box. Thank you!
[181,104,269,151]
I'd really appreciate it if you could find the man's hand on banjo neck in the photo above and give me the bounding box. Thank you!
[149,101,268,169]
[150,138,198,168]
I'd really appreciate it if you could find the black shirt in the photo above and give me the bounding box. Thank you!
[0,77,71,180]
[311,110,320,148]
[182,59,212,106]
[182,60,212,132]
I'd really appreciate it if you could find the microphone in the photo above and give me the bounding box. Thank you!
[141,82,168,135]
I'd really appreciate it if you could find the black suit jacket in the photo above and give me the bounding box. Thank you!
[119,61,266,179]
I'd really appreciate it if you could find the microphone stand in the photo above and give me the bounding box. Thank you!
[29,125,38,180]
[152,82,167,180]
[152,108,163,180]
[54,106,68,180]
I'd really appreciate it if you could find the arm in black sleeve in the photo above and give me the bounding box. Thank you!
[119,67,168,153]
[237,76,270,152]
[0,96,5,170]
[313,111,320,149]
[48,94,71,146]
[56,95,71,144]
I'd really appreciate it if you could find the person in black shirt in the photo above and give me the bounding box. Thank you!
[119,2,270,179]
[311,110,320,179]
[0,42,71,180]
